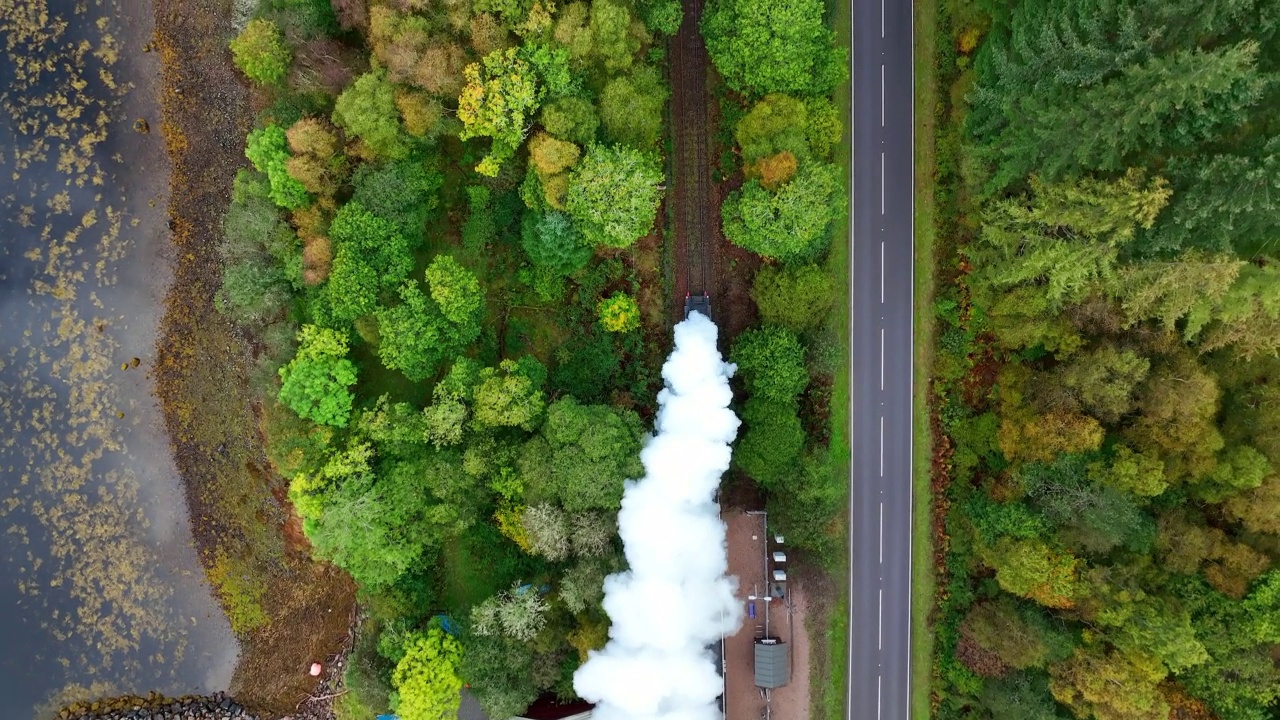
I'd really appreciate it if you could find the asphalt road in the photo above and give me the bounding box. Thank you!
[847,0,915,717]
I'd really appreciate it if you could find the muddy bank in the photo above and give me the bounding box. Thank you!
[151,0,356,715]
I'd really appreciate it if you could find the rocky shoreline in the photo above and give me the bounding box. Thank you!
[59,694,257,720]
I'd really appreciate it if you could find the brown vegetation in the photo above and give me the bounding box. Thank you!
[152,0,355,714]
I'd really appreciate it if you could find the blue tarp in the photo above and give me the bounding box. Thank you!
[433,614,461,636]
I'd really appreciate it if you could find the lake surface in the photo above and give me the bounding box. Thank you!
[0,1,239,716]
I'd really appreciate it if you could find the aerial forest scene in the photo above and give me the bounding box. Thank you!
[4,0,1280,719]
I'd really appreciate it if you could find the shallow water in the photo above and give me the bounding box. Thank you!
[0,1,239,716]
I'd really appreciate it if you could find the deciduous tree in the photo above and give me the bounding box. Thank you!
[750,263,836,332]
[565,144,664,248]
[246,124,311,209]
[391,627,463,720]
[278,325,358,428]
[1048,646,1168,720]
[459,48,539,176]
[734,397,805,487]
[702,0,847,95]
[473,356,547,431]
[730,325,809,402]
[333,69,414,159]
[600,65,667,149]
[230,18,292,85]
[722,162,843,263]
[520,397,645,511]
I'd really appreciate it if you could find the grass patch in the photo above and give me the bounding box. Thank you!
[823,589,850,720]
[912,0,940,714]
[808,0,852,718]
[440,521,532,614]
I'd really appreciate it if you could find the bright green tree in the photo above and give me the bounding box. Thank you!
[288,439,373,522]
[278,325,358,428]
[426,254,485,326]
[230,18,291,85]
[702,0,847,95]
[391,626,464,720]
[722,162,843,263]
[968,171,1170,311]
[308,458,448,589]
[326,201,416,323]
[376,258,484,382]
[245,125,311,209]
[566,144,664,248]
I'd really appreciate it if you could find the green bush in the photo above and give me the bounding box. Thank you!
[521,211,593,275]
[730,325,810,402]
[392,626,464,720]
[750,263,837,332]
[230,18,292,85]
[735,397,805,487]
[597,292,641,333]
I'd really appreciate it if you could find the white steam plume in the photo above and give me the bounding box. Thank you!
[574,312,744,720]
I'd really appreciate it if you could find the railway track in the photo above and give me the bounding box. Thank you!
[668,0,714,322]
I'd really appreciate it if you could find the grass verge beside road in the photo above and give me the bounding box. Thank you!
[811,0,852,719]
[911,0,939,715]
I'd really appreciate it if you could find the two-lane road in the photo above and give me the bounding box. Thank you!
[848,0,915,717]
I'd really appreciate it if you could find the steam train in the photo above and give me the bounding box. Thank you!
[684,291,711,320]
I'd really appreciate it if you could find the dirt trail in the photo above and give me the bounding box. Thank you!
[668,0,713,321]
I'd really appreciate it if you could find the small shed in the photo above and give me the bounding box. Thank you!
[754,638,790,688]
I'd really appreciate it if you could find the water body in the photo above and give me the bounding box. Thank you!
[0,1,238,716]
